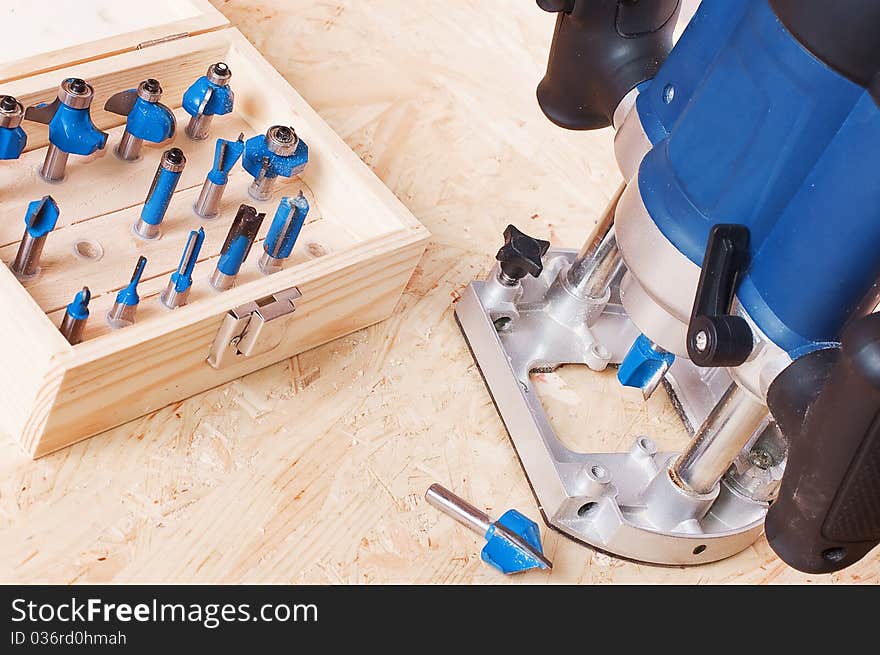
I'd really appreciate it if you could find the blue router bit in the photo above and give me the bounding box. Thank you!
[0,95,27,160]
[183,62,234,141]
[60,287,91,345]
[134,147,186,240]
[425,483,552,575]
[104,79,176,161]
[24,78,108,182]
[193,133,245,219]
[10,196,60,282]
[242,125,309,201]
[258,192,309,275]
[161,228,205,309]
[617,333,676,400]
[106,256,147,329]
[210,204,265,291]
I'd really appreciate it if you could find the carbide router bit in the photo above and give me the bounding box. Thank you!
[106,256,147,329]
[259,192,309,275]
[59,287,91,345]
[104,79,176,161]
[0,95,27,160]
[242,125,309,202]
[182,62,234,141]
[10,196,60,282]
[160,228,205,309]
[134,147,186,240]
[24,78,108,182]
[193,133,245,219]
[425,484,552,574]
[210,204,265,291]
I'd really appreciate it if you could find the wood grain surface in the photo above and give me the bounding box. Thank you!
[1,0,876,584]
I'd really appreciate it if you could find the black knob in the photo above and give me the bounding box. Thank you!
[495,225,551,283]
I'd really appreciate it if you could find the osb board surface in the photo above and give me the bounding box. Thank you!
[1,0,876,584]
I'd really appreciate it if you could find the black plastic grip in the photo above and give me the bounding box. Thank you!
[765,312,880,573]
[686,224,754,367]
[536,0,681,130]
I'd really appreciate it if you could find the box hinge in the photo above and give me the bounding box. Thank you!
[137,32,190,50]
[207,287,302,369]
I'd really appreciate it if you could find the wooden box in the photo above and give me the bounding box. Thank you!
[0,1,429,457]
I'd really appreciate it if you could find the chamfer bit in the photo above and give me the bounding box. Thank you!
[161,228,205,310]
[106,256,147,329]
[259,192,310,275]
[60,287,91,345]
[210,204,265,291]
[134,147,186,240]
[104,78,176,161]
[183,62,234,141]
[11,196,60,282]
[193,133,245,219]
[425,483,552,575]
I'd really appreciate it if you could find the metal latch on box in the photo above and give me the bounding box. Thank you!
[207,287,301,369]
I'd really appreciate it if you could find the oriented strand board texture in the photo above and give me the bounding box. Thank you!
[1,0,876,584]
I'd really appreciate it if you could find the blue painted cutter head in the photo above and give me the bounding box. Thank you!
[182,63,234,118]
[218,205,265,276]
[24,78,107,155]
[115,256,147,308]
[481,509,552,575]
[618,333,676,393]
[207,133,245,186]
[265,192,310,260]
[0,95,27,160]
[24,196,60,238]
[66,287,91,321]
[171,228,205,294]
[242,125,309,181]
[104,79,176,143]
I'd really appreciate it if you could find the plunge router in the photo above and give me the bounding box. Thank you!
[455,0,880,573]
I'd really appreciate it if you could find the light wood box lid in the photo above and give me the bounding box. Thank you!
[0,0,228,83]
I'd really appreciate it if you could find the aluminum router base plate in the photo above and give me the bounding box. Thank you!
[454,250,767,566]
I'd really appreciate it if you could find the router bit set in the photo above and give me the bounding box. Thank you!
[0,6,428,458]
[1,63,312,346]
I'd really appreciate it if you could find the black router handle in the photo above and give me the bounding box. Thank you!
[765,312,880,574]
[536,0,681,130]
[687,224,754,367]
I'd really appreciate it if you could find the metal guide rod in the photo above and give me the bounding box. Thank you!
[565,184,626,298]
[672,383,769,495]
